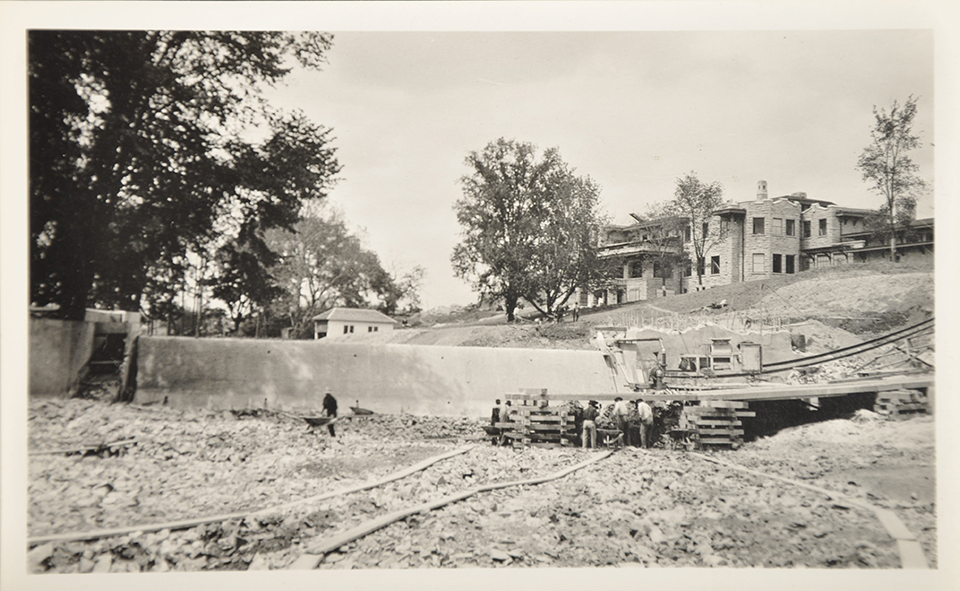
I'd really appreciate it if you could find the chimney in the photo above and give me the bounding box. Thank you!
[757,180,768,200]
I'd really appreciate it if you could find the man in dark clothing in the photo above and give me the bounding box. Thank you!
[322,392,338,436]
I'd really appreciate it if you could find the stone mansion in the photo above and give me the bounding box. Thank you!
[581,180,934,307]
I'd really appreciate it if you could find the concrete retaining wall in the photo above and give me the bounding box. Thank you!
[135,336,619,417]
[30,318,96,397]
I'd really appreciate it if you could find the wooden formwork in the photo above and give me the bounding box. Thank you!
[679,400,754,449]
[496,389,577,447]
[874,389,928,420]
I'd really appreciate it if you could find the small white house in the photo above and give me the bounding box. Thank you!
[313,307,397,340]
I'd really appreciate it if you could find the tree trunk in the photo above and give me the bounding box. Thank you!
[889,211,898,262]
[504,293,518,322]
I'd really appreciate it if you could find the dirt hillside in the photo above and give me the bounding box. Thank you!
[350,261,934,349]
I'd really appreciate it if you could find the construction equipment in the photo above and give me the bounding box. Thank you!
[592,326,666,392]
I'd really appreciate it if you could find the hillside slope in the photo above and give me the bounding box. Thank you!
[346,261,934,349]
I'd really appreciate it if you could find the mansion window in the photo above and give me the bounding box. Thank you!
[752,253,765,274]
[710,256,721,275]
[786,219,796,236]
[819,219,828,236]
[629,260,643,278]
[772,218,783,236]
[802,220,812,238]
[773,253,782,274]
[753,217,765,235]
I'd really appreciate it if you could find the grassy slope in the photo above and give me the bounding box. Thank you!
[357,259,933,349]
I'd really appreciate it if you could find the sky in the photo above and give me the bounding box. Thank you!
[262,30,934,310]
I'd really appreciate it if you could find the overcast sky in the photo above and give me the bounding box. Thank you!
[262,30,934,309]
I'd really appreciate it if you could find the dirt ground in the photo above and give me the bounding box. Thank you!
[27,399,936,572]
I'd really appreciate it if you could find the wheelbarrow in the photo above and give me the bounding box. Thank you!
[303,416,341,433]
[349,399,374,415]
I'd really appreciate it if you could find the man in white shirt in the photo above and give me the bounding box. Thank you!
[636,399,655,448]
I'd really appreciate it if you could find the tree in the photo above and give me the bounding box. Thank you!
[523,172,609,319]
[856,95,928,261]
[451,139,607,321]
[29,31,340,320]
[631,203,688,287]
[667,172,726,287]
[267,213,406,338]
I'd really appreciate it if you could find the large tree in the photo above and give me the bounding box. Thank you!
[856,95,928,261]
[29,31,340,320]
[451,139,608,321]
[266,213,408,338]
[667,172,726,287]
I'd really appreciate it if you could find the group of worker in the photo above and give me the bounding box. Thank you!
[491,396,656,449]
[581,397,655,449]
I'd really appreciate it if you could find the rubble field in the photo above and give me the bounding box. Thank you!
[27,399,936,572]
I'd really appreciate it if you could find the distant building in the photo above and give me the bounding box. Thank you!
[312,307,397,340]
[587,180,933,305]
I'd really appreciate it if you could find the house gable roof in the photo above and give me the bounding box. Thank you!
[312,307,397,324]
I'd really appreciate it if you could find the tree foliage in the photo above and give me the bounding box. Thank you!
[451,139,608,321]
[856,95,927,261]
[666,172,726,286]
[29,31,340,320]
[266,213,411,338]
[632,202,688,285]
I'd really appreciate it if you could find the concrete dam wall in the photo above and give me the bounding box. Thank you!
[135,336,618,417]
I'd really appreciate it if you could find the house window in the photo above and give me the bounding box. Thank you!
[653,262,672,279]
[684,263,692,277]
[684,225,691,242]
[343,325,349,334]
[368,326,374,332]
[772,218,783,236]
[710,256,720,275]
[703,222,709,238]
[629,260,643,278]
[786,219,796,236]
[818,219,827,236]
[802,220,811,238]
[753,217,765,235]
[786,254,795,274]
[752,253,765,274]
[374,326,379,332]
[773,254,782,273]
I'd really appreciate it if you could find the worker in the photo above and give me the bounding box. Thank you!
[651,355,666,390]
[491,399,501,426]
[613,397,633,447]
[581,400,600,449]
[636,398,655,448]
[322,391,338,436]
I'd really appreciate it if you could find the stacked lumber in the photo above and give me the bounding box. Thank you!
[874,389,928,420]
[498,390,576,447]
[679,401,754,449]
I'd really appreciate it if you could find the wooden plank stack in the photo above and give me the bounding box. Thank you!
[874,389,929,420]
[499,389,577,447]
[679,400,754,449]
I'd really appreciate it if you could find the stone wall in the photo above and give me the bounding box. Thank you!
[743,198,803,279]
